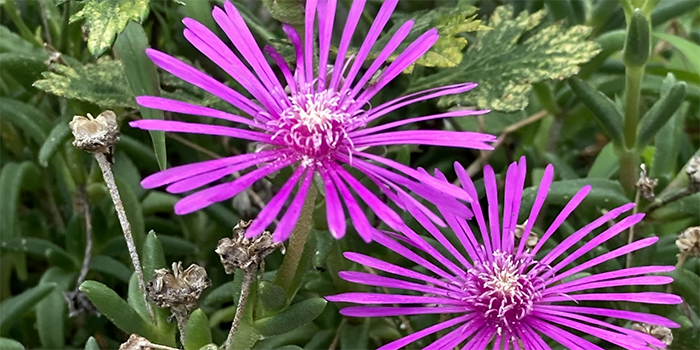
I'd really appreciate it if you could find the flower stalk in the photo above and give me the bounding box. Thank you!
[225,266,256,350]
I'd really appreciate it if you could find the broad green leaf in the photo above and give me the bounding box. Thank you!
[412,6,601,112]
[34,58,136,108]
[38,122,71,167]
[0,338,25,350]
[0,283,55,335]
[84,337,100,350]
[654,33,700,74]
[519,178,630,219]
[114,21,167,169]
[70,0,150,57]
[254,298,327,337]
[184,309,212,350]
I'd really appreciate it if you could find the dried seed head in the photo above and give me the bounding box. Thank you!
[215,220,284,273]
[687,155,700,192]
[676,226,700,257]
[64,289,99,317]
[635,164,658,200]
[119,334,151,350]
[146,262,211,313]
[631,323,673,349]
[69,111,120,154]
[514,221,538,251]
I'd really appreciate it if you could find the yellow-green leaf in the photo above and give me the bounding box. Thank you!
[70,0,150,57]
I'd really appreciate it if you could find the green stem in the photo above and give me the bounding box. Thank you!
[624,65,644,149]
[619,150,639,194]
[274,186,317,295]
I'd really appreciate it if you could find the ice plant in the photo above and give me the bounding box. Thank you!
[327,157,682,349]
[129,0,494,242]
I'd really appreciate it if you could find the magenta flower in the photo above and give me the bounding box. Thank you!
[129,0,493,242]
[327,157,682,349]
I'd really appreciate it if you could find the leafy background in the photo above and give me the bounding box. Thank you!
[1,0,699,349]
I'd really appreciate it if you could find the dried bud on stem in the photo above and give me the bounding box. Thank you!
[215,220,284,273]
[676,226,700,258]
[514,221,538,251]
[69,111,119,158]
[119,334,179,350]
[631,323,673,349]
[635,164,658,200]
[687,155,700,192]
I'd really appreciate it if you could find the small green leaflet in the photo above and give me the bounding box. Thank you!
[33,58,137,108]
[411,6,601,112]
[70,0,150,57]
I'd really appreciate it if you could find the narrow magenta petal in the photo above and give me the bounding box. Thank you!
[424,318,485,350]
[136,96,262,128]
[329,0,367,90]
[377,314,474,350]
[303,0,318,84]
[517,164,554,256]
[338,306,466,317]
[129,120,277,144]
[325,292,463,305]
[483,165,501,251]
[536,305,681,328]
[455,161,493,260]
[318,166,346,239]
[527,318,602,350]
[166,156,275,194]
[551,276,673,294]
[542,291,682,304]
[342,252,455,289]
[272,168,314,242]
[315,0,336,89]
[533,312,653,349]
[500,162,518,252]
[328,169,374,242]
[353,130,496,150]
[547,265,675,293]
[530,185,591,256]
[338,271,450,296]
[352,108,488,137]
[282,23,305,86]
[245,166,306,238]
[264,45,296,94]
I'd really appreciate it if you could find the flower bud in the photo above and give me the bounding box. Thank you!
[631,323,673,349]
[676,226,700,257]
[69,110,119,155]
[146,262,211,314]
[686,155,700,192]
[635,164,658,200]
[215,220,284,274]
[623,9,651,68]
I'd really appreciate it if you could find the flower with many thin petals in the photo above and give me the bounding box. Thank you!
[129,0,494,242]
[327,157,682,349]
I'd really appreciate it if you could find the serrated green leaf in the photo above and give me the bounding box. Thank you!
[38,122,71,167]
[413,6,601,112]
[253,298,327,337]
[70,0,150,57]
[184,309,212,350]
[0,283,55,335]
[33,58,136,108]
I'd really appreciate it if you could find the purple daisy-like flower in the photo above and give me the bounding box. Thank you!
[327,157,682,349]
[129,0,494,242]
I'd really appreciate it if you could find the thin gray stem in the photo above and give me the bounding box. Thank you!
[76,187,92,286]
[94,152,154,321]
[626,189,641,268]
[645,187,696,214]
[225,266,256,350]
[173,308,188,347]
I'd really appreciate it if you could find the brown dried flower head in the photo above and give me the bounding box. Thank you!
[69,110,119,153]
[631,323,673,349]
[146,262,211,312]
[687,155,700,191]
[118,334,152,350]
[514,221,538,251]
[635,164,658,200]
[215,220,284,274]
[676,226,700,257]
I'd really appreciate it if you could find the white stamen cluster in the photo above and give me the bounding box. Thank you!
[463,251,545,335]
[270,89,364,160]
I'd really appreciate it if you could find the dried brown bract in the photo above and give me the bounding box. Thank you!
[215,220,285,274]
[687,155,700,192]
[69,110,119,157]
[146,262,211,313]
[676,226,700,257]
[631,323,673,349]
[514,221,538,252]
[635,164,658,200]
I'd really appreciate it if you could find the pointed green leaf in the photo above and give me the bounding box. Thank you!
[637,77,686,148]
[0,162,42,245]
[650,104,685,181]
[0,237,77,269]
[258,280,288,315]
[588,143,619,179]
[36,268,74,349]
[0,98,51,145]
[84,337,100,350]
[0,283,55,335]
[38,122,71,167]
[568,77,625,148]
[33,58,136,108]
[184,309,212,350]
[412,6,600,112]
[142,230,166,281]
[0,338,25,350]
[70,0,150,57]
[115,21,166,169]
[89,255,132,283]
[253,298,327,337]
[623,9,651,68]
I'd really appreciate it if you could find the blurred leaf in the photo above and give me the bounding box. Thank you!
[80,280,169,344]
[36,267,74,349]
[34,58,136,108]
[84,337,100,350]
[0,162,41,240]
[0,98,52,145]
[115,20,167,169]
[655,33,700,74]
[38,123,71,167]
[588,143,619,179]
[568,77,625,148]
[413,6,600,112]
[664,268,700,313]
[203,280,237,306]
[340,318,370,350]
[89,255,132,282]
[650,104,685,182]
[159,234,199,256]
[0,338,25,350]
[0,237,77,269]
[637,76,686,148]
[70,0,150,57]
[142,230,166,281]
[650,193,700,221]
[141,191,178,215]
[254,298,327,337]
[0,283,55,335]
[519,178,630,218]
[258,280,287,315]
[184,309,212,350]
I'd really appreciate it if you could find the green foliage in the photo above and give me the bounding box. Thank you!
[412,6,601,112]
[34,58,136,108]
[568,77,625,148]
[70,0,150,57]
[184,309,212,350]
[0,284,55,335]
[253,298,327,336]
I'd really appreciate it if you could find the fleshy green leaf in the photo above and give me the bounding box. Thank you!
[142,230,166,281]
[654,32,700,74]
[0,237,77,269]
[184,309,212,350]
[568,77,625,148]
[258,280,288,315]
[84,337,100,350]
[412,6,601,112]
[0,338,25,350]
[38,122,71,167]
[663,268,700,313]
[0,283,56,335]
[253,298,327,337]
[340,318,370,350]
[70,0,150,57]
[636,75,686,148]
[36,267,74,349]
[33,58,136,108]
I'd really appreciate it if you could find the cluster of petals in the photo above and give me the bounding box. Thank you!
[129,0,495,242]
[327,157,682,350]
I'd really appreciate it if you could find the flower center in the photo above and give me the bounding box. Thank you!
[463,251,544,334]
[270,89,364,161]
